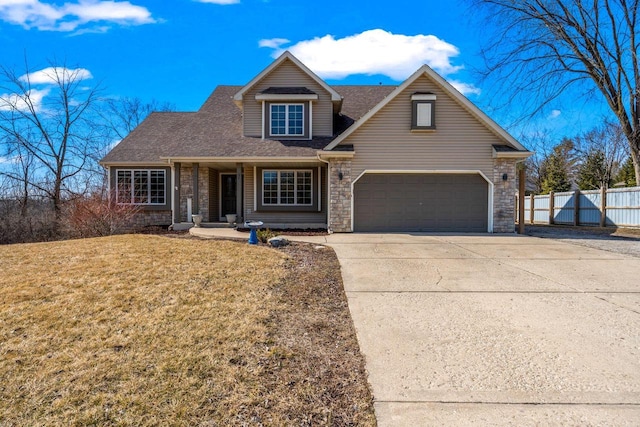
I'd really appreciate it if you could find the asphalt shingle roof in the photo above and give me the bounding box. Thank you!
[100,85,396,164]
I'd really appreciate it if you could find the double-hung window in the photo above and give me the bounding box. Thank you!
[116,169,166,205]
[262,170,312,206]
[270,103,304,136]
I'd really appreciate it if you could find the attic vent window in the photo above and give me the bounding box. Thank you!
[411,93,436,130]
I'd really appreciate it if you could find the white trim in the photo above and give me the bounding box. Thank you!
[269,103,305,137]
[350,170,494,233]
[261,101,265,140]
[261,169,314,206]
[324,64,528,152]
[233,51,342,103]
[309,101,313,140]
[115,169,167,205]
[317,150,355,159]
[101,161,167,167]
[493,149,534,159]
[160,156,320,163]
[256,93,319,101]
[411,93,437,101]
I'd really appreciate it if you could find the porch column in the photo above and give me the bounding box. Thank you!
[236,163,243,222]
[173,162,181,223]
[193,163,199,215]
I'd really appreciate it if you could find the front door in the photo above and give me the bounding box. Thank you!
[221,174,236,220]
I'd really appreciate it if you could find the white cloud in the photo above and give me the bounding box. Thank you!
[19,67,93,84]
[262,29,468,81]
[0,88,51,112]
[0,0,155,32]
[448,80,482,96]
[194,0,239,4]
[258,37,289,49]
[549,109,561,119]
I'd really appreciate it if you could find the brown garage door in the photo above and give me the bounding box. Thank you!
[354,173,488,232]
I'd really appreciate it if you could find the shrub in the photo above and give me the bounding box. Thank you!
[62,192,141,238]
[256,228,278,243]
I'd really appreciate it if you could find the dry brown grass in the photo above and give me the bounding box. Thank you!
[0,235,375,426]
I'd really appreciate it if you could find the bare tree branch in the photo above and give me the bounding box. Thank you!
[472,0,640,182]
[0,58,104,225]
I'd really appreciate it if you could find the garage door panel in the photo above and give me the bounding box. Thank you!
[354,173,488,232]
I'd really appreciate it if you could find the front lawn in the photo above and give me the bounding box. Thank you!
[0,235,375,426]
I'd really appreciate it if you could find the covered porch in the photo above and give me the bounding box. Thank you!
[165,157,329,230]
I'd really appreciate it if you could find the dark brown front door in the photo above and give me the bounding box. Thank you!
[221,174,236,217]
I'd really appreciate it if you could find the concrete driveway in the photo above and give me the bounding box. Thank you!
[319,233,640,426]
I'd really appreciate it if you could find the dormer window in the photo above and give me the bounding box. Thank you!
[270,103,304,136]
[411,92,436,130]
[256,87,318,139]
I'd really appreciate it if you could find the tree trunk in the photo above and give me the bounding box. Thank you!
[632,147,640,187]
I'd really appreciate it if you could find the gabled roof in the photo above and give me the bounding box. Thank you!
[100,85,393,164]
[233,51,342,103]
[324,64,529,152]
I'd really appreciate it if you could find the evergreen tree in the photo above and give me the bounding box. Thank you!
[577,150,610,190]
[614,157,638,187]
[540,138,575,194]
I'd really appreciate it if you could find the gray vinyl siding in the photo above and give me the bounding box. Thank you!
[340,75,503,179]
[243,59,334,137]
[243,166,328,224]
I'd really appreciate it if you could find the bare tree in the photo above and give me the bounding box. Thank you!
[471,0,640,184]
[99,97,174,141]
[88,97,174,194]
[0,59,102,221]
[574,119,628,188]
[0,143,37,215]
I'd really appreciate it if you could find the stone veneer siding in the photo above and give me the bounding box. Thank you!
[492,158,518,233]
[179,166,211,222]
[328,158,352,232]
[120,210,172,232]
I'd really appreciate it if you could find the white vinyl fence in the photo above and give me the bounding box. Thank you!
[519,186,640,227]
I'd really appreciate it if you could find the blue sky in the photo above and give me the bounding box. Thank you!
[0,0,609,144]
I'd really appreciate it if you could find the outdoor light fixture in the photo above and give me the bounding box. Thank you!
[502,173,508,181]
[338,171,344,181]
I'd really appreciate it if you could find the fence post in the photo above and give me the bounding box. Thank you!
[549,191,555,225]
[599,187,606,227]
[573,189,580,226]
[530,194,535,224]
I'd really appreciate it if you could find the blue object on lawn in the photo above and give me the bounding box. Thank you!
[245,221,263,245]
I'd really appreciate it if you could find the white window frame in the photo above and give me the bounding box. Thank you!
[116,169,166,205]
[262,170,313,206]
[269,103,304,136]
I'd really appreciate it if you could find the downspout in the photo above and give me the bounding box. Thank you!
[316,153,331,232]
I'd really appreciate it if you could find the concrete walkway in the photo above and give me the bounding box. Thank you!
[191,228,640,425]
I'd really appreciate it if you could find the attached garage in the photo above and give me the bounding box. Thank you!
[353,173,489,232]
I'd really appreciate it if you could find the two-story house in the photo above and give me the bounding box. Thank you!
[100,51,531,232]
